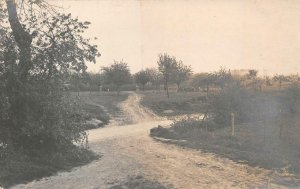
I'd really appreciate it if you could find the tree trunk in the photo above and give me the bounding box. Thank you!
[279,80,282,90]
[166,85,169,98]
[165,79,169,98]
[176,83,180,92]
[206,83,209,95]
[5,0,33,149]
[6,0,32,82]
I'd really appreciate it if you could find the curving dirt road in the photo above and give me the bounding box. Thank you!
[13,93,284,189]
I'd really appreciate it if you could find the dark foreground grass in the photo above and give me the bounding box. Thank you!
[0,146,99,188]
[109,175,172,189]
[140,90,206,117]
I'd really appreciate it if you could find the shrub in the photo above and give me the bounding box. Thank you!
[279,84,300,116]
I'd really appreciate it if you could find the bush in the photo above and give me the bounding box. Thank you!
[0,79,88,154]
[279,84,300,116]
[150,126,178,139]
[0,145,99,187]
[207,85,272,128]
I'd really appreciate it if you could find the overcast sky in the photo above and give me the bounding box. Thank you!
[52,0,300,75]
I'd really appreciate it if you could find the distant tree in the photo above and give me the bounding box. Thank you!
[89,73,103,91]
[246,69,258,89]
[147,68,163,90]
[134,70,151,90]
[289,74,300,83]
[213,68,233,89]
[265,76,272,86]
[247,69,258,79]
[173,61,192,91]
[101,60,132,95]
[157,54,177,98]
[191,73,214,94]
[273,75,290,89]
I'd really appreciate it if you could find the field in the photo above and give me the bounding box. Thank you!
[76,91,129,129]
[140,90,206,117]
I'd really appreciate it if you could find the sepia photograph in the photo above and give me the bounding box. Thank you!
[1,0,300,188]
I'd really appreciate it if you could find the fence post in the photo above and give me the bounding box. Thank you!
[231,112,235,136]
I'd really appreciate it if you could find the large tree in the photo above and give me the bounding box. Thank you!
[147,68,163,90]
[134,69,151,90]
[213,68,233,89]
[157,54,177,98]
[172,61,192,91]
[191,73,214,93]
[101,60,132,95]
[0,0,99,154]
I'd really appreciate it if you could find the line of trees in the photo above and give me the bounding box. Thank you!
[67,55,300,99]
[68,53,193,98]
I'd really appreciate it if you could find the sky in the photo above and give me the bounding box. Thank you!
[52,0,300,75]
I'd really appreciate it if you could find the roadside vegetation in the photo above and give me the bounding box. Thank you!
[109,175,172,189]
[150,72,300,187]
[0,1,99,187]
[78,91,129,129]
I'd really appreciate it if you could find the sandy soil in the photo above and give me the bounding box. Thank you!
[12,93,285,189]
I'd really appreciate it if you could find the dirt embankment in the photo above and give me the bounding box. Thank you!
[12,93,288,189]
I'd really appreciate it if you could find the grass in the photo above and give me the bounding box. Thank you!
[148,88,300,187]
[150,117,300,187]
[109,175,172,189]
[0,146,99,188]
[75,91,129,129]
[140,90,206,117]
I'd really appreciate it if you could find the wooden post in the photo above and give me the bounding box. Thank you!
[231,112,235,136]
[263,121,266,146]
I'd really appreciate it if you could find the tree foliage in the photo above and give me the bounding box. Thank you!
[273,75,290,89]
[147,68,163,89]
[157,54,177,98]
[0,0,99,155]
[191,73,214,93]
[172,61,192,91]
[157,53,191,96]
[101,60,132,94]
[134,69,151,90]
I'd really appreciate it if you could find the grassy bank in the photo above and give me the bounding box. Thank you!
[109,175,172,189]
[0,146,99,188]
[149,87,300,187]
[140,90,206,117]
[77,91,129,129]
[150,118,300,187]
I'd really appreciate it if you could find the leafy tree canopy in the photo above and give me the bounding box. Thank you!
[101,60,132,93]
[0,0,100,153]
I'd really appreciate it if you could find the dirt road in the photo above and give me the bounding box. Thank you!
[13,93,283,189]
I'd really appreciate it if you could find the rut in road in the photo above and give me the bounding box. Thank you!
[13,92,284,189]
